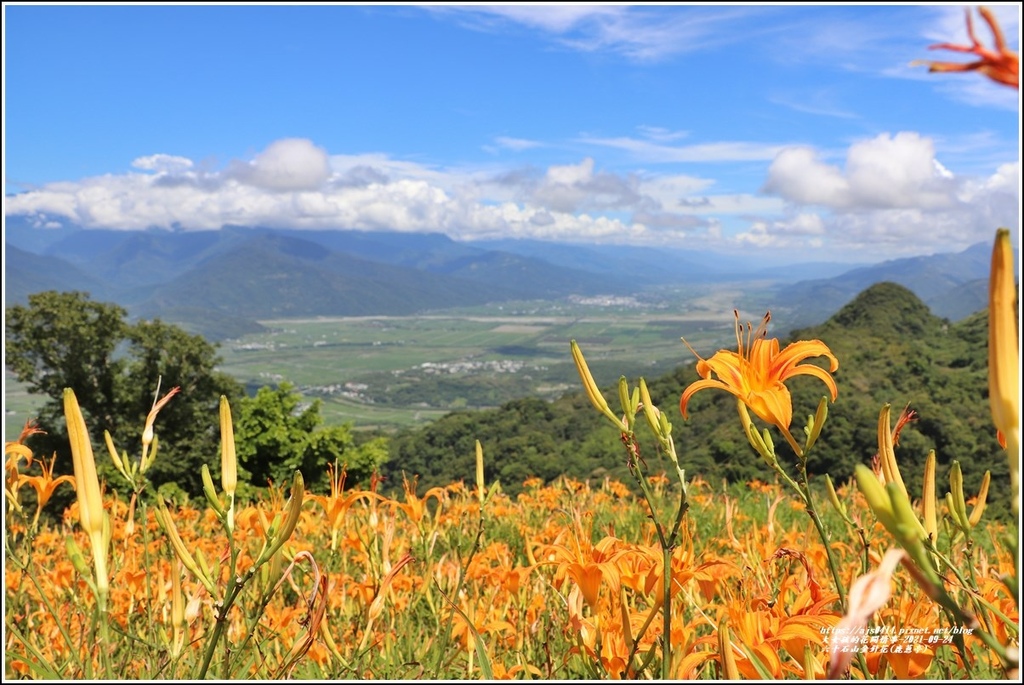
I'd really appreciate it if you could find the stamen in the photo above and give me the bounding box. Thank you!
[753,311,771,341]
[733,309,743,358]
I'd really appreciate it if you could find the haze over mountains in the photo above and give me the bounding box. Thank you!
[4,213,1005,341]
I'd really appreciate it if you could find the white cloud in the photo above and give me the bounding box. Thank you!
[460,5,622,34]
[493,136,543,151]
[430,5,762,63]
[581,135,787,163]
[751,134,1019,256]
[6,134,1017,259]
[230,138,331,191]
[764,132,957,210]
[131,154,194,173]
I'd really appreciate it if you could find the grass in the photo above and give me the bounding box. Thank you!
[6,460,1017,680]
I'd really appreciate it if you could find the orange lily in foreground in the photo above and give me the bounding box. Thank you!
[680,311,838,454]
[915,6,1019,89]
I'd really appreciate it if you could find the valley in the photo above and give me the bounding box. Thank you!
[215,292,748,431]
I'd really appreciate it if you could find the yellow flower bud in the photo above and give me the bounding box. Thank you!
[855,464,898,534]
[877,404,907,498]
[922,451,937,540]
[570,340,625,428]
[155,495,217,595]
[988,228,1020,513]
[968,471,991,527]
[219,396,237,500]
[717,617,741,680]
[948,461,971,531]
[64,389,104,540]
[824,474,847,518]
[475,440,485,506]
[804,396,829,452]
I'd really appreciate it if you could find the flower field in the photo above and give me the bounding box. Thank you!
[4,423,1018,679]
[4,224,1021,680]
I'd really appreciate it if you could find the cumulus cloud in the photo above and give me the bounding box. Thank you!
[763,132,957,210]
[5,134,1016,259]
[4,141,663,242]
[132,154,194,173]
[748,133,1019,255]
[230,138,331,191]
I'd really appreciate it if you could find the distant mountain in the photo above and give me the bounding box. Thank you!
[136,232,517,320]
[4,245,113,305]
[4,216,1008,340]
[773,241,1002,328]
[260,228,633,296]
[471,237,867,284]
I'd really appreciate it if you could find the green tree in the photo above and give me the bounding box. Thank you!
[234,383,388,491]
[5,291,244,497]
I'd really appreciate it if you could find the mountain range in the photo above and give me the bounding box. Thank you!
[4,213,1008,340]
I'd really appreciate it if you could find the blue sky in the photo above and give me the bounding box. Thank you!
[3,3,1020,264]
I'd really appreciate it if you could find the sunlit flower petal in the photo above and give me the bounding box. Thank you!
[914,7,1019,89]
[680,311,838,437]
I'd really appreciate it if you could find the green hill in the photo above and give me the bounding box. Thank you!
[382,282,1012,519]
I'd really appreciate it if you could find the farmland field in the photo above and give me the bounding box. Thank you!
[215,291,752,430]
[3,285,778,436]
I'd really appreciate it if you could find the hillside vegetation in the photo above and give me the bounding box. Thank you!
[382,282,1011,519]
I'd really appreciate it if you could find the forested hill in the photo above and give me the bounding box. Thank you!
[381,281,1012,519]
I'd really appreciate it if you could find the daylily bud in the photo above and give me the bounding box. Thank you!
[194,547,213,586]
[735,401,775,466]
[104,430,130,481]
[948,461,973,533]
[64,389,110,600]
[618,377,631,421]
[201,464,227,518]
[824,474,847,518]
[65,535,93,580]
[922,451,937,540]
[761,428,775,456]
[887,481,928,549]
[968,471,991,527]
[64,389,104,540]
[570,340,625,428]
[170,557,185,658]
[155,495,217,595]
[877,404,908,498]
[855,464,899,533]
[989,228,1020,513]
[255,471,305,567]
[945,492,970,535]
[475,440,485,506]
[804,396,829,452]
[639,378,661,436]
[717,617,741,680]
[219,396,237,500]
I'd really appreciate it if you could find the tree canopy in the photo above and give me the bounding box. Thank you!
[6,291,246,496]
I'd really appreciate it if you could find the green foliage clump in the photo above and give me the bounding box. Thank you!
[384,283,1011,519]
[5,291,387,505]
[5,291,244,497]
[233,383,388,491]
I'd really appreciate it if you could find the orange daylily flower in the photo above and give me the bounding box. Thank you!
[680,310,839,441]
[19,453,76,527]
[915,6,1019,89]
